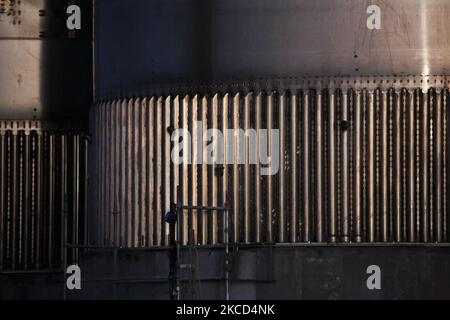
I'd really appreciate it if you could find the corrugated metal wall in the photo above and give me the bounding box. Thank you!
[0,121,88,272]
[91,79,450,246]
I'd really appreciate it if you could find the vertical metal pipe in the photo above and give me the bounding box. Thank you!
[105,103,111,246]
[132,100,140,247]
[244,93,251,243]
[10,132,17,270]
[290,93,298,242]
[407,90,416,242]
[154,97,162,245]
[232,94,240,243]
[328,90,337,242]
[435,89,443,242]
[119,100,127,246]
[191,95,199,244]
[60,134,67,264]
[354,90,362,242]
[182,95,190,245]
[187,95,194,246]
[18,132,23,269]
[222,94,229,244]
[100,104,106,245]
[279,93,286,243]
[139,99,147,246]
[126,99,134,246]
[266,93,274,243]
[201,96,208,244]
[147,98,155,245]
[95,105,101,245]
[316,90,324,242]
[255,94,262,243]
[0,131,4,270]
[421,89,430,242]
[368,90,376,242]
[48,134,55,267]
[75,135,81,257]
[243,93,253,243]
[23,133,30,269]
[444,89,449,241]
[36,132,42,267]
[111,101,118,246]
[381,90,389,242]
[163,97,171,246]
[303,90,310,242]
[341,90,349,242]
[135,99,143,246]
[83,132,89,247]
[394,90,402,242]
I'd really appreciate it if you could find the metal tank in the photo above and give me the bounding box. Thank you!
[92,0,450,247]
[0,0,92,272]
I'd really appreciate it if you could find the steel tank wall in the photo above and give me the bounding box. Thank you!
[95,0,450,100]
[92,0,450,247]
[0,0,92,272]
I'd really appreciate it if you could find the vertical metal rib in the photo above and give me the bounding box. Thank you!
[341,90,349,242]
[183,96,190,245]
[328,90,337,242]
[368,90,376,242]
[162,97,171,246]
[290,93,298,242]
[105,103,111,246]
[146,98,154,246]
[139,99,147,246]
[135,99,143,246]
[243,93,253,243]
[112,101,118,246]
[302,90,310,242]
[421,89,430,242]
[201,96,208,244]
[266,93,274,243]
[222,94,230,244]
[255,93,262,243]
[100,104,106,245]
[8,133,18,270]
[435,89,443,242]
[126,99,133,246]
[36,132,42,267]
[186,97,193,244]
[60,134,67,265]
[0,131,4,270]
[381,90,389,242]
[244,93,251,243]
[316,90,324,242]
[23,133,30,269]
[73,135,80,258]
[191,95,199,244]
[394,90,402,242]
[132,99,139,246]
[354,90,362,242]
[232,94,240,243]
[407,90,416,242]
[48,134,55,267]
[279,93,286,243]
[207,95,217,245]
[120,100,128,246]
[95,105,101,245]
[444,89,448,241]
[83,132,89,246]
